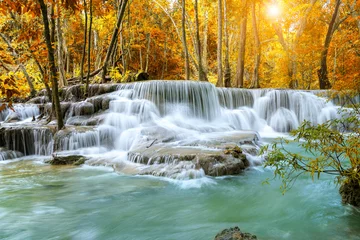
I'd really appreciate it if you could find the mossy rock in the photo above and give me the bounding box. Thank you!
[46,155,87,165]
[215,226,257,240]
[339,178,360,207]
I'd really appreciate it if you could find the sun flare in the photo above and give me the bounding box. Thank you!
[268,4,281,18]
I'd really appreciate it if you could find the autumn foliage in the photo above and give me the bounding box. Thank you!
[0,0,359,101]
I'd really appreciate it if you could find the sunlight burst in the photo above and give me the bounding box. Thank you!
[268,4,281,18]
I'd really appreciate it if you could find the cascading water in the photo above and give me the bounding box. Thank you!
[0,81,342,178]
[0,104,39,122]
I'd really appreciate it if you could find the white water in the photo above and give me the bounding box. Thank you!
[0,81,342,178]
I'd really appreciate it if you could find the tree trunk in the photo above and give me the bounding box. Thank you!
[56,1,67,87]
[318,0,341,89]
[194,0,207,81]
[80,0,88,84]
[86,0,93,96]
[236,0,248,88]
[216,0,223,86]
[101,0,128,83]
[181,0,190,79]
[223,0,231,88]
[50,5,56,44]
[145,33,151,73]
[249,2,260,89]
[161,35,167,79]
[202,10,208,75]
[38,0,64,130]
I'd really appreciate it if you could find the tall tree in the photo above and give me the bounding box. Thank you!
[194,0,207,81]
[223,0,231,87]
[181,0,190,79]
[236,0,248,88]
[101,0,128,83]
[216,0,223,86]
[38,0,64,130]
[249,1,261,88]
[85,0,93,96]
[56,0,68,87]
[80,0,88,84]
[318,0,341,89]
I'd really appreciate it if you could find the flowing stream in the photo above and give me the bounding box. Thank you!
[0,81,359,239]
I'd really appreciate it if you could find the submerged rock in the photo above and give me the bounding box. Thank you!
[214,226,257,240]
[46,155,87,165]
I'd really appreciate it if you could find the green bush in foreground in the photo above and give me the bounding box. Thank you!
[261,98,360,207]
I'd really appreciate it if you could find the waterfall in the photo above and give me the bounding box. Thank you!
[0,127,53,156]
[0,81,342,161]
[0,104,39,122]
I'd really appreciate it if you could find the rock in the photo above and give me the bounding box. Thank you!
[27,96,50,104]
[214,227,257,240]
[66,114,106,126]
[339,178,360,207]
[4,112,21,123]
[44,102,71,119]
[66,102,94,118]
[135,71,149,81]
[102,97,111,110]
[46,155,87,165]
[63,84,118,102]
[128,143,250,177]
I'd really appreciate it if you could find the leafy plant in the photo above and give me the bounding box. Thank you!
[261,95,360,205]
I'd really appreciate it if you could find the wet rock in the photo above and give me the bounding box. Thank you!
[44,102,71,119]
[63,85,83,102]
[128,144,250,177]
[135,71,149,81]
[86,95,113,112]
[214,226,257,240]
[196,152,248,176]
[66,102,94,119]
[66,114,106,126]
[62,84,118,102]
[102,98,111,110]
[46,155,87,165]
[27,96,49,104]
[339,178,360,207]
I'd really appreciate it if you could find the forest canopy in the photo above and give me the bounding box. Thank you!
[0,0,359,101]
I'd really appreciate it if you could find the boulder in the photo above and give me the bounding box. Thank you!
[46,155,87,165]
[66,102,94,118]
[27,96,50,104]
[339,178,360,207]
[214,227,257,240]
[44,102,71,119]
[135,71,149,81]
[128,143,250,177]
